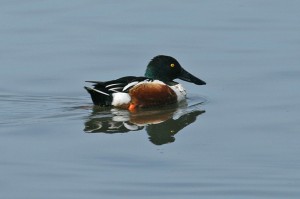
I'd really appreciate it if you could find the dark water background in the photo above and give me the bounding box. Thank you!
[1,1,300,198]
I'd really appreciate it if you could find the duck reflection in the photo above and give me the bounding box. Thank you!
[84,103,205,145]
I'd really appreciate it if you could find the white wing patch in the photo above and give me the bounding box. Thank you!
[122,81,140,91]
[122,79,156,91]
[108,87,124,92]
[89,87,110,96]
[106,83,124,88]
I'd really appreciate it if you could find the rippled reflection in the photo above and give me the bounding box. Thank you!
[84,103,205,145]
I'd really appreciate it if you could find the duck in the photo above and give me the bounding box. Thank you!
[84,55,206,111]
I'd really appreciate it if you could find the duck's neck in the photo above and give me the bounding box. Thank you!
[145,67,170,83]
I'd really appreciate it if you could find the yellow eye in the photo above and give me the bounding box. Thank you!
[170,63,175,67]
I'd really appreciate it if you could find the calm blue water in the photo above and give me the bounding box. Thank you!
[1,1,300,198]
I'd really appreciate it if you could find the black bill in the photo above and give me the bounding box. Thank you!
[179,68,206,85]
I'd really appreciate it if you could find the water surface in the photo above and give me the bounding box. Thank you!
[1,1,300,198]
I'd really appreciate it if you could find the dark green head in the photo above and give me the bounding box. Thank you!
[145,55,206,85]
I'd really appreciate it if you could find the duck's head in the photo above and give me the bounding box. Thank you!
[145,55,206,85]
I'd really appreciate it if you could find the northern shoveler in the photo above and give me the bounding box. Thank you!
[84,55,206,111]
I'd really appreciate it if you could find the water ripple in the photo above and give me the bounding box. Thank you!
[0,94,87,127]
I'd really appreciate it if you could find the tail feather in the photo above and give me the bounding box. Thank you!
[84,86,112,106]
[85,76,149,106]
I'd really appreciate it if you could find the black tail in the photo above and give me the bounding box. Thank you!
[85,76,149,106]
[84,86,112,106]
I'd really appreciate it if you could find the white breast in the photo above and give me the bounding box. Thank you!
[170,84,187,102]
